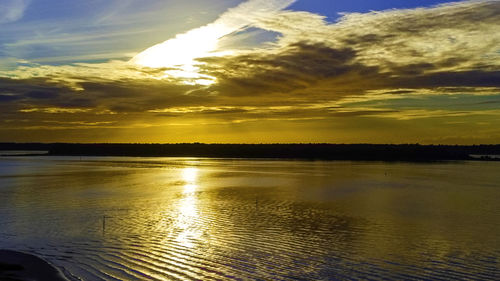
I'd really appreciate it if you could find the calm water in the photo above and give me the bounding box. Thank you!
[0,156,498,280]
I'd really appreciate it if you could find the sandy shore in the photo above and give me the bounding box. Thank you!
[0,250,68,281]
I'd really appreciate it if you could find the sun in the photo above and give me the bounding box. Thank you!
[130,23,232,85]
[132,23,226,68]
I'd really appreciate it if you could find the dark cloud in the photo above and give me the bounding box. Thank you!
[0,94,22,102]
[0,74,215,114]
[25,90,59,99]
[392,71,500,89]
[201,42,379,98]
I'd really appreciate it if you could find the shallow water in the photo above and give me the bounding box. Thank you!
[0,156,499,280]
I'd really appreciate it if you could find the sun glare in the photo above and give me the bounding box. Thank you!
[182,167,199,184]
[131,23,233,85]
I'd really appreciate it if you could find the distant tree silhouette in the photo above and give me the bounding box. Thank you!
[1,143,499,161]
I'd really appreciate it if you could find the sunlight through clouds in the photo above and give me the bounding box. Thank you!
[131,0,296,84]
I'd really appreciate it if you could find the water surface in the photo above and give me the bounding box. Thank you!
[0,156,499,280]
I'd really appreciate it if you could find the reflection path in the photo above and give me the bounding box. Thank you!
[175,167,201,249]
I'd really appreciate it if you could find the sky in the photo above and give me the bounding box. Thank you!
[0,0,499,144]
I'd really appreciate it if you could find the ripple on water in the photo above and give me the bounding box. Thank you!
[0,158,499,280]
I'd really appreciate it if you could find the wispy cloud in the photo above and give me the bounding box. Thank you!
[0,0,30,24]
[132,0,296,69]
[0,0,233,65]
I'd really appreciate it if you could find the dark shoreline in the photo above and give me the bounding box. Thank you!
[0,250,68,281]
[1,143,499,161]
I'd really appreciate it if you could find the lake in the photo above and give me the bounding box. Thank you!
[0,156,499,280]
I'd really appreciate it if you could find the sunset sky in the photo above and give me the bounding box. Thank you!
[0,0,499,143]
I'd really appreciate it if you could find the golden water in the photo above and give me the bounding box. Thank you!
[0,156,499,280]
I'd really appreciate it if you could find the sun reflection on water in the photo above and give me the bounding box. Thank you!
[182,167,198,186]
[175,167,201,248]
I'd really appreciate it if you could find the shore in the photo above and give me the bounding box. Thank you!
[1,143,500,161]
[0,250,68,281]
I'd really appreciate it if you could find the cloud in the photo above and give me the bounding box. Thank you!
[0,0,29,24]
[195,1,500,99]
[253,0,500,71]
[199,42,379,99]
[0,0,499,143]
[244,5,500,96]
[0,0,241,66]
[131,0,296,68]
